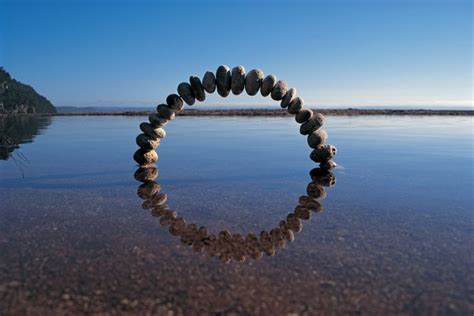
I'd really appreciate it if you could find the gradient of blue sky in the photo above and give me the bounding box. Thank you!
[0,0,472,108]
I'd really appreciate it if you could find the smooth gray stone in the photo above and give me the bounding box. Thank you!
[136,133,160,150]
[189,76,205,102]
[202,71,216,93]
[177,82,195,105]
[140,122,163,139]
[300,113,325,135]
[231,65,246,95]
[281,88,296,108]
[310,144,337,163]
[166,94,184,112]
[271,80,288,101]
[320,160,337,170]
[148,113,168,128]
[295,108,313,123]
[260,75,276,97]
[140,122,166,139]
[307,129,328,148]
[288,97,304,114]
[216,65,231,97]
[156,104,175,120]
[133,148,158,166]
[245,69,264,95]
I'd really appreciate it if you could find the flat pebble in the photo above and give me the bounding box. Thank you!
[260,75,277,97]
[136,133,160,150]
[295,108,313,123]
[300,113,325,135]
[281,88,296,108]
[306,182,327,200]
[133,149,158,166]
[202,71,216,93]
[231,65,245,95]
[139,122,166,139]
[166,94,184,112]
[271,80,288,101]
[134,167,158,183]
[189,76,205,102]
[245,69,264,95]
[177,82,195,105]
[148,113,167,128]
[310,144,337,163]
[288,97,304,114]
[320,160,337,170]
[156,104,175,120]
[216,65,231,97]
[307,129,328,148]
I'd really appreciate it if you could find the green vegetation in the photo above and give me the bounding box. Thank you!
[0,68,56,114]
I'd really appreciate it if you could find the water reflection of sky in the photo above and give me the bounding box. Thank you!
[0,115,472,314]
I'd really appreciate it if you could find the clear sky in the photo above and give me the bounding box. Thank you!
[0,0,472,108]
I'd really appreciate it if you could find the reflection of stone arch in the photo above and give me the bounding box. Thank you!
[134,166,336,263]
[133,65,337,169]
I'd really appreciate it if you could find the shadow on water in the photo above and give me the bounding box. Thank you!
[0,115,52,163]
[134,165,336,263]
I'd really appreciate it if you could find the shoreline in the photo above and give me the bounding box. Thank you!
[1,108,473,117]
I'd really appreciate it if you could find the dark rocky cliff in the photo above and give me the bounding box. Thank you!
[0,68,56,114]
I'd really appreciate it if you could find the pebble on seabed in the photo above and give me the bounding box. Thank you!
[260,75,277,97]
[202,71,216,93]
[139,122,166,139]
[245,69,264,96]
[166,94,184,112]
[231,65,246,95]
[133,148,158,166]
[307,129,328,148]
[295,108,313,123]
[177,82,196,105]
[216,65,231,97]
[271,80,288,101]
[300,113,325,135]
[281,88,296,108]
[189,76,206,102]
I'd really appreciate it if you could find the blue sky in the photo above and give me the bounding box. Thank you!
[0,0,472,108]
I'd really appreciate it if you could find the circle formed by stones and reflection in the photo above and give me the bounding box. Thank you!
[132,65,338,263]
[134,165,336,263]
[133,65,337,169]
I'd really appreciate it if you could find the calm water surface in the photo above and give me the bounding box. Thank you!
[0,115,473,315]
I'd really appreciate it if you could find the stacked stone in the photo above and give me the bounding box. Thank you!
[134,65,336,169]
[134,165,336,263]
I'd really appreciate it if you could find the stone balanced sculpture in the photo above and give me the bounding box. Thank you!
[134,65,337,169]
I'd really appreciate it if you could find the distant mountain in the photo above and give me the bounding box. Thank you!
[0,68,56,114]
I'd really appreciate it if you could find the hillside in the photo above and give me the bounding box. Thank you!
[0,68,56,114]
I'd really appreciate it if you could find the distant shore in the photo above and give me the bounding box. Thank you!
[1,108,473,117]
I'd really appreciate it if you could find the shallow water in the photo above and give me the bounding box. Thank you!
[0,115,473,314]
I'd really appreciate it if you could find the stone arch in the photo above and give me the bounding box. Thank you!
[133,65,337,170]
